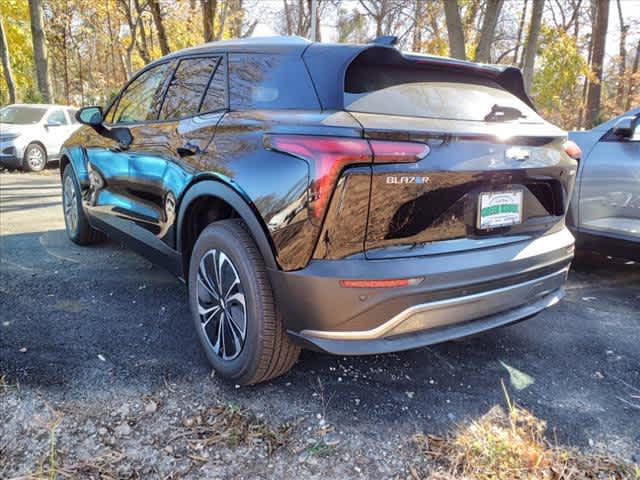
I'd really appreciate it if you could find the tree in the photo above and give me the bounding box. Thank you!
[522,0,544,93]
[150,0,170,55]
[584,0,609,127]
[201,0,218,42]
[513,0,528,64]
[443,0,466,59]
[28,0,53,102]
[626,39,640,111]
[0,16,17,103]
[474,0,504,62]
[615,0,628,108]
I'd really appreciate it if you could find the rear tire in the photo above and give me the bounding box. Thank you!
[23,143,47,172]
[188,219,300,385]
[62,165,105,245]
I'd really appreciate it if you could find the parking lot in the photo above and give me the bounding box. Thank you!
[1,170,639,478]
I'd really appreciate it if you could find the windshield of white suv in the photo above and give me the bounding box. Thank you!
[0,106,48,124]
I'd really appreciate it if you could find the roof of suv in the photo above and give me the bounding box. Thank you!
[164,36,312,59]
[152,35,533,111]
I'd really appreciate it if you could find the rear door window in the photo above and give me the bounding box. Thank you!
[47,109,68,125]
[345,65,542,123]
[229,54,319,110]
[200,55,226,113]
[160,56,220,120]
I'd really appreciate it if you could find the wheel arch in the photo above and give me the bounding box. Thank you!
[177,179,279,279]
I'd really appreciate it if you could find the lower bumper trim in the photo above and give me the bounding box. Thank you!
[293,268,567,355]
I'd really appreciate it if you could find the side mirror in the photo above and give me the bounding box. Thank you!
[76,106,104,127]
[612,116,635,138]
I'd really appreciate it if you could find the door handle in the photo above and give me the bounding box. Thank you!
[177,144,201,157]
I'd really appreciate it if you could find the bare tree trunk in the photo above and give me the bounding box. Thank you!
[28,0,53,102]
[584,0,609,127]
[201,0,218,42]
[475,0,504,63]
[412,0,425,51]
[150,0,170,55]
[443,0,466,60]
[615,0,628,108]
[513,0,528,65]
[134,0,151,63]
[0,16,16,103]
[522,0,544,94]
[625,40,640,111]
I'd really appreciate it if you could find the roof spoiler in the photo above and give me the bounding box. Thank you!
[370,36,398,47]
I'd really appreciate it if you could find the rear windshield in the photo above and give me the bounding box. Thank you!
[344,66,542,123]
[0,106,47,124]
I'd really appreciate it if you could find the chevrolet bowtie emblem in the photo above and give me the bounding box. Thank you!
[505,147,530,161]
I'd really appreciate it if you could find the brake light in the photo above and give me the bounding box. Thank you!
[370,140,430,163]
[264,134,429,223]
[563,140,581,160]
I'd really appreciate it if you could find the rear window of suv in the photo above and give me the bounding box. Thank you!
[229,54,319,110]
[344,65,542,123]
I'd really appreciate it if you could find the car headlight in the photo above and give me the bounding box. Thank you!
[0,133,21,141]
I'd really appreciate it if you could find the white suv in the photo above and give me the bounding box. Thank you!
[0,104,81,171]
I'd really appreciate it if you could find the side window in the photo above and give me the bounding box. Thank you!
[48,109,68,125]
[228,54,319,110]
[113,63,169,123]
[160,56,220,120]
[200,56,226,113]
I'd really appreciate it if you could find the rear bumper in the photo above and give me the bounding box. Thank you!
[269,227,574,354]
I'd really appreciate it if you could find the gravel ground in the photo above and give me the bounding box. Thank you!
[1,170,639,479]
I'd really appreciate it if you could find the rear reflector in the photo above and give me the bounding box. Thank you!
[339,277,424,288]
[563,140,582,160]
[264,134,429,223]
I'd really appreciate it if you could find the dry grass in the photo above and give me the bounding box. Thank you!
[173,403,296,457]
[413,383,639,480]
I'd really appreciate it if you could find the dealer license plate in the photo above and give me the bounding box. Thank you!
[478,190,523,229]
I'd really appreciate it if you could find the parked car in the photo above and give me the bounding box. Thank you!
[61,36,579,384]
[0,104,81,171]
[568,108,640,260]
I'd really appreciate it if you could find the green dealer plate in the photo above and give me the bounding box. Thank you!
[478,190,523,230]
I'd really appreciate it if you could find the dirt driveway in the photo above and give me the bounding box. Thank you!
[1,171,639,478]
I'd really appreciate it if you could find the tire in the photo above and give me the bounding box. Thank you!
[62,165,105,245]
[23,143,47,172]
[188,219,300,385]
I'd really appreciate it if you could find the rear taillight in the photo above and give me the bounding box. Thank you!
[370,140,430,163]
[264,134,428,223]
[563,140,581,160]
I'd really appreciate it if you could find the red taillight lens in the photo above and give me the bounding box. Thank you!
[370,140,430,163]
[264,134,429,223]
[265,135,371,222]
[563,140,582,160]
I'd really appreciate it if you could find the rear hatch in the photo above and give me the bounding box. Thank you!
[343,49,578,259]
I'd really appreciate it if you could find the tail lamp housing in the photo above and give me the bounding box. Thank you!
[264,134,429,224]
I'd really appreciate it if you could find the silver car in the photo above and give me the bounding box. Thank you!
[0,104,81,171]
[568,108,640,259]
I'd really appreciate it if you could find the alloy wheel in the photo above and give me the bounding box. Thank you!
[197,249,247,361]
[27,147,45,170]
[63,175,78,234]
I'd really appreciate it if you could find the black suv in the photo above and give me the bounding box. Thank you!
[63,36,579,384]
